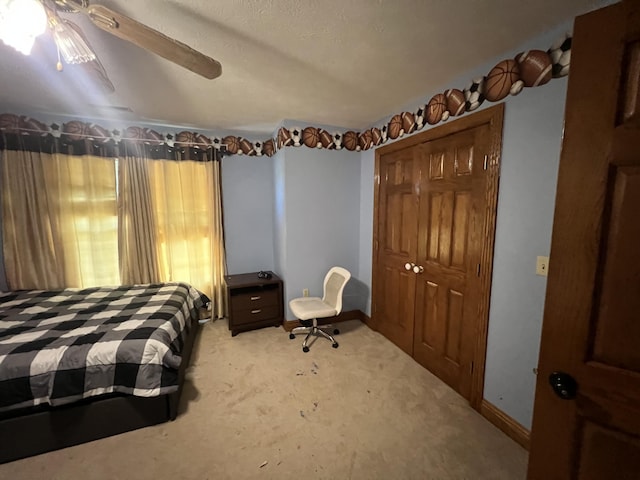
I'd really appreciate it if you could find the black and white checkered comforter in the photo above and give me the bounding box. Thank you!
[0,282,206,413]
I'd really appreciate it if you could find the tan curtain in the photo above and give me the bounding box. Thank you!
[2,149,65,289]
[2,149,118,289]
[118,148,161,285]
[147,158,227,317]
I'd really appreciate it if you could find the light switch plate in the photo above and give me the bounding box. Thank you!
[536,256,549,276]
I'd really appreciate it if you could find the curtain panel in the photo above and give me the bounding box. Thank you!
[118,143,161,286]
[147,158,227,317]
[1,149,118,290]
[0,133,227,316]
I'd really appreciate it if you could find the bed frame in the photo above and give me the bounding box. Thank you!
[0,320,200,464]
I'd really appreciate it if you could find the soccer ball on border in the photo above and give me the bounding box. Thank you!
[333,132,343,150]
[414,106,426,131]
[464,76,486,112]
[290,127,302,147]
[548,33,572,78]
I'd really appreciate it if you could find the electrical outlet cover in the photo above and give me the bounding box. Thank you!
[536,256,549,276]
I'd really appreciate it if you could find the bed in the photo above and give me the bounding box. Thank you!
[0,282,205,464]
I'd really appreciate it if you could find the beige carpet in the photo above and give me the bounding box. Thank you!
[0,320,527,479]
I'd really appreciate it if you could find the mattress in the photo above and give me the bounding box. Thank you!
[0,282,207,412]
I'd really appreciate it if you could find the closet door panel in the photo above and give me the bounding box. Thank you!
[413,128,487,400]
[373,147,419,355]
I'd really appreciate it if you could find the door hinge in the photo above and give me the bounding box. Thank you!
[476,264,481,276]
[483,155,488,170]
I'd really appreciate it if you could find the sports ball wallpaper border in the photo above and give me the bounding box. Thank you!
[0,34,571,157]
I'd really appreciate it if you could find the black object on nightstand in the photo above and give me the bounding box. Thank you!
[225,271,284,336]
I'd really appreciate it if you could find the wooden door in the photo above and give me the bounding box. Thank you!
[528,2,640,478]
[372,105,503,407]
[372,147,419,354]
[413,126,488,400]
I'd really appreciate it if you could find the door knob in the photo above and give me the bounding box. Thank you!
[412,265,424,274]
[549,372,578,400]
[404,262,415,271]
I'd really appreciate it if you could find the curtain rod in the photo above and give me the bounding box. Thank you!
[0,126,229,150]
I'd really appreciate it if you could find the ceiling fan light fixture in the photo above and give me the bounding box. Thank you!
[0,0,47,55]
[50,16,95,64]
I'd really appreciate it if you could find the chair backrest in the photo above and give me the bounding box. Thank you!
[321,266,351,315]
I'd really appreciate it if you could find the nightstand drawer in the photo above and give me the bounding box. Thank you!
[226,271,283,336]
[233,305,280,325]
[231,289,278,312]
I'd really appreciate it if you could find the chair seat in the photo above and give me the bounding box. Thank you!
[289,297,337,320]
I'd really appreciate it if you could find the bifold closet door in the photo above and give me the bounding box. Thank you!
[373,146,420,355]
[412,126,489,400]
[372,105,503,406]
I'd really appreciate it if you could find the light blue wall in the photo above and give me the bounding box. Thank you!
[278,147,362,319]
[223,132,364,319]
[483,79,565,430]
[272,149,287,281]
[357,24,571,429]
[221,154,275,274]
[358,149,375,317]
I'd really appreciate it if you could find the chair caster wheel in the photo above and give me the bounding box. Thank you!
[333,329,340,335]
[332,343,339,349]
[303,346,310,353]
[289,333,295,340]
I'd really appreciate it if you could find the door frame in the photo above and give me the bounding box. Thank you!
[371,103,504,410]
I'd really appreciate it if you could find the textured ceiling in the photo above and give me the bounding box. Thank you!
[0,0,602,133]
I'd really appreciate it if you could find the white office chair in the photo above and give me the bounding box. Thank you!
[288,266,351,352]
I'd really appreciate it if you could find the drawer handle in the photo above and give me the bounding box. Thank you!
[250,296,261,301]
[251,309,262,314]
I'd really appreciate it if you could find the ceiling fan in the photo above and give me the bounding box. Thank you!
[0,0,222,88]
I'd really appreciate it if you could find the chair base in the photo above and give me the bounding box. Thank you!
[289,323,339,352]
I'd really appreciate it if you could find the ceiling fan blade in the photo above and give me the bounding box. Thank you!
[86,4,222,80]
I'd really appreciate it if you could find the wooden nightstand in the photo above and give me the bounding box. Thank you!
[225,271,284,336]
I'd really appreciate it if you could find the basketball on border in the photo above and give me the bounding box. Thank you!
[426,94,447,125]
[343,130,359,151]
[302,126,321,148]
[63,121,90,141]
[222,135,240,154]
[176,131,196,147]
[388,114,403,139]
[485,59,521,102]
